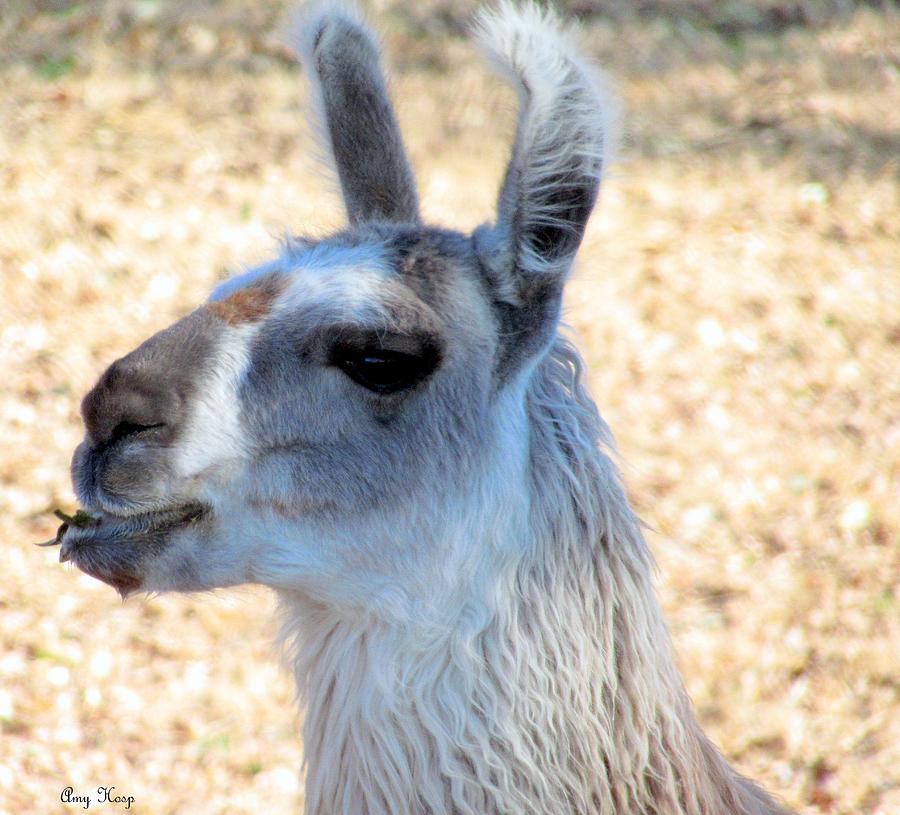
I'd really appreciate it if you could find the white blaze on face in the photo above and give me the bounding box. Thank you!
[274,242,394,325]
[173,324,256,485]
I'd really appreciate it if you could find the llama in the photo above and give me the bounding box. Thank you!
[57,4,793,814]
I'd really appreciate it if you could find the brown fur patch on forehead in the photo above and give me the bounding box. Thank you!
[208,272,287,326]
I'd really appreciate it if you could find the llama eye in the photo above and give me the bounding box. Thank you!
[332,349,433,395]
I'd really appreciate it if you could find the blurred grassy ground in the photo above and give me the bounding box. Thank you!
[1,1,898,813]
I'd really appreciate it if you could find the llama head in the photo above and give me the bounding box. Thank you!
[62,3,615,622]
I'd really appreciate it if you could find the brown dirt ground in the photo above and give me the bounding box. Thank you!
[1,2,898,814]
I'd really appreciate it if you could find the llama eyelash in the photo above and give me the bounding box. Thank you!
[56,3,794,814]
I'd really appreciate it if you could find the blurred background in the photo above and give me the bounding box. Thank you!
[0,1,897,813]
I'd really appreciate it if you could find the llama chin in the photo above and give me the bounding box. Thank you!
[60,3,794,813]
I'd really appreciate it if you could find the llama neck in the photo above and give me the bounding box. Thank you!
[279,528,784,815]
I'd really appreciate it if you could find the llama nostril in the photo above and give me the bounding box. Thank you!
[81,362,177,448]
[108,420,166,446]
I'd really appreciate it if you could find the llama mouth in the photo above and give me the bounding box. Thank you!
[55,503,206,595]
[57,503,206,553]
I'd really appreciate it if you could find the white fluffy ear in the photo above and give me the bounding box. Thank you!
[476,2,617,284]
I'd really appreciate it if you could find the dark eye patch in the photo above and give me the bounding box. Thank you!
[327,328,442,396]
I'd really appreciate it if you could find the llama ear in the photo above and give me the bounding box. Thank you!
[474,5,616,327]
[297,4,420,225]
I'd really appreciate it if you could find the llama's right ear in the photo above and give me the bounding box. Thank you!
[474,5,616,357]
[297,4,420,226]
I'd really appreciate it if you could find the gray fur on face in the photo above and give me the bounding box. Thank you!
[239,227,496,521]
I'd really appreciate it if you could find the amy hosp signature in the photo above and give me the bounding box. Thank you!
[61,786,135,810]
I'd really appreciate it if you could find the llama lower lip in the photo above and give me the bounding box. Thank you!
[59,503,206,577]
[62,503,204,541]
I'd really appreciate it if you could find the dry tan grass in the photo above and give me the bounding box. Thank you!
[1,2,898,814]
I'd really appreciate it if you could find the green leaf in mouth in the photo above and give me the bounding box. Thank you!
[35,509,99,548]
[53,509,99,527]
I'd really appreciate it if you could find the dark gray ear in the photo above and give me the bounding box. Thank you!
[298,4,420,225]
[473,5,617,367]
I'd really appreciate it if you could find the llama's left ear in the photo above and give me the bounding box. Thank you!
[297,4,420,226]
[474,5,617,366]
